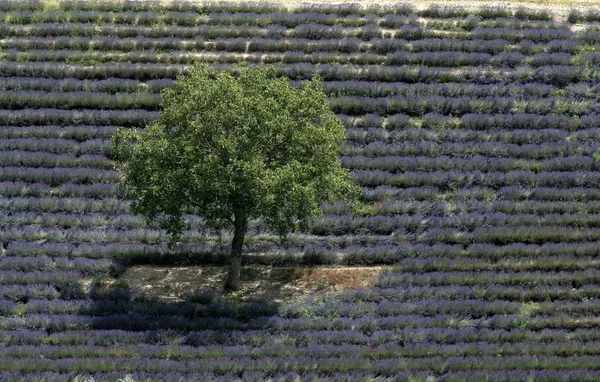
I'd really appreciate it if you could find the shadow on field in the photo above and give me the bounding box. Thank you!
[65,261,384,340]
[77,278,282,335]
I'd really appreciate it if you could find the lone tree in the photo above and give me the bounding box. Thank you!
[111,64,359,291]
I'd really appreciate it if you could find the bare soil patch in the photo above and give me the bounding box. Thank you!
[105,265,384,304]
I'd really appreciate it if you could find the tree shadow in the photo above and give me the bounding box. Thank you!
[96,283,278,332]
[55,260,385,338]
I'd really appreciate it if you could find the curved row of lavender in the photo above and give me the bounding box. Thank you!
[2,0,600,380]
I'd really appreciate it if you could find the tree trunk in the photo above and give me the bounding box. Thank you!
[224,214,247,291]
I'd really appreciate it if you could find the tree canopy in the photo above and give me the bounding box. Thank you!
[111,64,359,290]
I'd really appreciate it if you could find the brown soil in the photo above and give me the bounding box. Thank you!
[105,265,384,305]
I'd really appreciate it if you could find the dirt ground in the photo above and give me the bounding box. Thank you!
[105,265,384,304]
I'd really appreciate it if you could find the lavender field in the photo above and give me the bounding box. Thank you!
[2,0,600,380]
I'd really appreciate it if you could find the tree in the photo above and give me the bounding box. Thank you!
[111,64,359,291]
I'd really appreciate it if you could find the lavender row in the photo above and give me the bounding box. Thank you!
[2,2,287,14]
[377,268,600,287]
[8,160,600,190]
[470,226,600,245]
[330,97,597,117]
[409,226,600,246]
[0,77,172,94]
[0,366,596,381]
[338,282,600,302]
[0,197,129,214]
[395,256,600,274]
[9,241,600,266]
[578,30,600,45]
[4,223,600,249]
[342,241,600,263]
[0,182,116,199]
[0,8,422,27]
[5,34,572,56]
[0,226,398,248]
[4,289,600,317]
[0,166,118,186]
[0,138,110,155]
[0,270,81,286]
[6,327,600,349]
[6,129,597,158]
[12,1,550,20]
[0,61,187,81]
[9,21,518,42]
[461,113,600,131]
[5,1,554,22]
[0,10,412,29]
[2,62,595,85]
[6,77,586,103]
[360,186,486,203]
[1,48,541,69]
[342,155,600,173]
[2,49,214,67]
[326,80,593,99]
[497,186,600,202]
[10,355,599,375]
[354,170,600,189]
[0,211,145,229]
[0,211,201,231]
[0,371,423,382]
[0,109,157,127]
[492,200,600,215]
[0,20,417,39]
[3,242,180,261]
[0,285,61,303]
[312,212,600,235]
[4,141,599,169]
[345,127,595,145]
[403,37,568,54]
[6,340,600,363]
[1,241,455,263]
[0,7,551,28]
[5,209,600,239]
[6,239,600,266]
[0,126,116,142]
[470,27,572,43]
[477,17,560,29]
[0,90,159,111]
[568,9,600,23]
[1,36,514,56]
[345,142,598,160]
[0,151,110,170]
[0,110,600,137]
[0,307,593,335]
[3,311,600,334]
[0,22,419,40]
[385,51,578,68]
[0,371,419,382]
[0,291,560,320]
[4,39,579,64]
[58,1,415,16]
[8,195,600,218]
[0,256,117,275]
[342,127,581,145]
[0,312,597,335]
[3,280,598,318]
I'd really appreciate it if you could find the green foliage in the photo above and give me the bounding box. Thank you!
[112,63,359,245]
